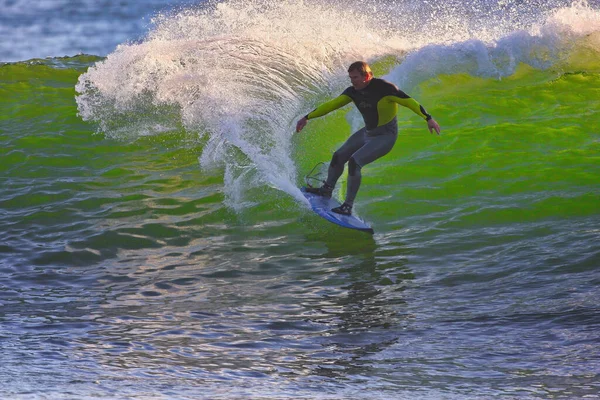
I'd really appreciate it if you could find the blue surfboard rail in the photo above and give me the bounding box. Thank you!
[301,187,374,234]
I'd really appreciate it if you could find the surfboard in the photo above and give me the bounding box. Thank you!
[301,187,374,234]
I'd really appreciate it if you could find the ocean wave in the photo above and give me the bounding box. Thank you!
[73,0,600,210]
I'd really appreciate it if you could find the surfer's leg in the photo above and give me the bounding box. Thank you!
[344,158,362,206]
[345,130,398,205]
[325,127,367,188]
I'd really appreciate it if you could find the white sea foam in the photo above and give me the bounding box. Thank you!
[386,0,600,89]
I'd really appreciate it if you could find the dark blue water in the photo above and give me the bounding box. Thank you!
[0,0,199,62]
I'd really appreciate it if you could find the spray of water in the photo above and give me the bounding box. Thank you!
[75,0,600,211]
[76,0,409,209]
[385,0,600,89]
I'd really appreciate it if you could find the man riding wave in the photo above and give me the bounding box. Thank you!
[296,61,441,215]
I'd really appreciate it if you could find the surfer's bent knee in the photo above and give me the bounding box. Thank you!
[348,157,361,176]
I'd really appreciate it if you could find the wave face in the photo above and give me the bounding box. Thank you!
[75,0,600,209]
[2,1,600,399]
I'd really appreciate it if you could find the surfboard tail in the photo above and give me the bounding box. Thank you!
[300,187,374,234]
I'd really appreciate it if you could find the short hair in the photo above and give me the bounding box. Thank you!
[348,61,372,77]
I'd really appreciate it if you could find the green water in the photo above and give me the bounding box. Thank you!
[1,53,599,398]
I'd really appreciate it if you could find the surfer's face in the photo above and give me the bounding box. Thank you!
[349,70,372,90]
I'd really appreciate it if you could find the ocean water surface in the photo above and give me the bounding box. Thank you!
[1,0,599,398]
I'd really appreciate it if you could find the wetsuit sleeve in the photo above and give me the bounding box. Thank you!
[389,90,432,121]
[306,94,353,119]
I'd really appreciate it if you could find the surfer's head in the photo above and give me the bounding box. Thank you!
[348,61,373,90]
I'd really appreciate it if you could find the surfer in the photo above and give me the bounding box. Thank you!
[296,61,441,216]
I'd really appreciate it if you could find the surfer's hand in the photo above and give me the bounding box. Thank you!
[427,118,441,135]
[296,117,308,133]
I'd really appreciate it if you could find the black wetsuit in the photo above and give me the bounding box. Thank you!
[305,78,433,206]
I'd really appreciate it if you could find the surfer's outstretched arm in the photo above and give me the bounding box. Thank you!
[296,95,352,132]
[389,92,441,135]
